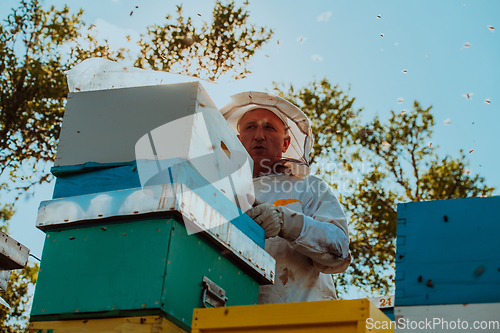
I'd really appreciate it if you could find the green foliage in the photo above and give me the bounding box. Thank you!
[0,182,14,234]
[277,79,495,296]
[418,152,493,200]
[135,1,273,81]
[0,0,125,197]
[273,79,361,166]
[0,264,39,333]
[0,206,14,235]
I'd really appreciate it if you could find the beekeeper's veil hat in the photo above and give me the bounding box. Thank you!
[220,91,313,178]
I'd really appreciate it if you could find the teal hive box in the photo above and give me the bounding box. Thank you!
[31,184,275,331]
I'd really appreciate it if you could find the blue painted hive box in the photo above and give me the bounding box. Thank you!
[395,196,500,307]
[31,183,274,331]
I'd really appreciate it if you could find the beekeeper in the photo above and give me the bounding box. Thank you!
[220,92,351,304]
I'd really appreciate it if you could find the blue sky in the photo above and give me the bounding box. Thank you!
[1,0,499,298]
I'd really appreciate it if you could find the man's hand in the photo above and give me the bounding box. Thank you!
[245,197,304,241]
[245,199,283,238]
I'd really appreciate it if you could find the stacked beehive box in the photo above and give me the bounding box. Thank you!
[29,81,274,332]
[395,197,500,332]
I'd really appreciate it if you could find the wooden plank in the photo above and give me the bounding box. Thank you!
[0,269,11,292]
[192,324,358,333]
[191,299,393,332]
[0,231,30,270]
[368,300,394,332]
[29,315,187,333]
[396,197,500,306]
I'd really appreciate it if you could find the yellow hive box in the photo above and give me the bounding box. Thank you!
[192,299,393,333]
[29,316,186,333]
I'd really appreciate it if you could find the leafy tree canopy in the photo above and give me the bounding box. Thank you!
[135,1,273,81]
[0,0,125,197]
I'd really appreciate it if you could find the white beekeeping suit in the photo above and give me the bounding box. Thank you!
[221,92,351,303]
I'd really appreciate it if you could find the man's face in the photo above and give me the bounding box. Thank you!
[237,108,290,171]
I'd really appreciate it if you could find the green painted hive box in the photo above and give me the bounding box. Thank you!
[30,183,275,332]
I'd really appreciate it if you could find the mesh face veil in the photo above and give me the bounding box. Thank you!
[220,91,313,178]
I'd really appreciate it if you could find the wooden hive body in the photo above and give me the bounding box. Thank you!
[396,196,500,306]
[30,82,274,332]
[394,197,500,330]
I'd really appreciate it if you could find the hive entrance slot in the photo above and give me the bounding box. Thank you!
[221,141,231,159]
